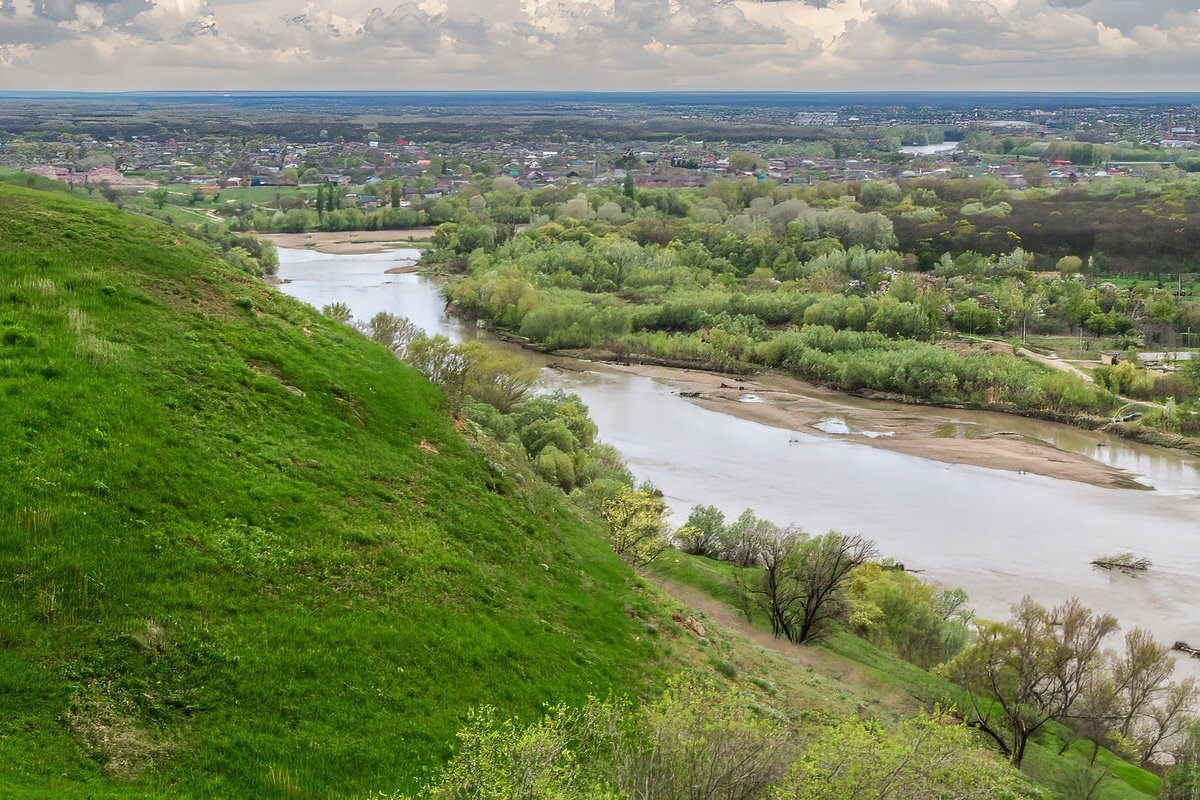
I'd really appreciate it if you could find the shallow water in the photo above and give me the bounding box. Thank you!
[277,247,1200,673]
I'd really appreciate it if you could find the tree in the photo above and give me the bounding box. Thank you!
[847,562,972,668]
[1164,722,1200,799]
[622,173,636,198]
[366,312,421,352]
[1023,163,1049,188]
[787,532,877,644]
[316,184,325,221]
[419,678,793,799]
[461,347,539,413]
[728,151,762,173]
[599,484,669,567]
[148,188,170,209]
[322,302,352,324]
[391,181,402,209]
[941,597,1118,767]
[739,525,803,640]
[737,529,876,645]
[1058,255,1084,279]
[674,504,725,557]
[719,508,773,567]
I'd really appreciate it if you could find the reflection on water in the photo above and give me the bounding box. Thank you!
[933,422,987,440]
[814,416,895,438]
[276,248,1200,675]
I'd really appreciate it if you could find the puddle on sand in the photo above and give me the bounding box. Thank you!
[738,394,766,404]
[933,422,987,440]
[814,416,894,438]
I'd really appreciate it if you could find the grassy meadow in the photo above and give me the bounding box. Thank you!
[0,183,669,797]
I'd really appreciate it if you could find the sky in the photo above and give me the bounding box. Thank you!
[1,0,1199,91]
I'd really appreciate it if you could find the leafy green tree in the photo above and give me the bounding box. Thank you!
[461,347,538,413]
[322,302,352,324]
[728,151,762,173]
[847,562,971,668]
[719,508,774,567]
[414,678,793,798]
[148,188,170,209]
[1058,255,1084,279]
[675,504,726,557]
[600,484,669,566]
[1023,163,1049,188]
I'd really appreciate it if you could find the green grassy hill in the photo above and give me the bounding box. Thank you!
[0,184,665,798]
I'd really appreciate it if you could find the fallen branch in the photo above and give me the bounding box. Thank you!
[1173,642,1200,658]
[1092,553,1151,573]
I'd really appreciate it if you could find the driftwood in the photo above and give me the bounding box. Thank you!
[678,391,701,398]
[719,382,747,390]
[1092,553,1151,574]
[1173,642,1200,658]
[882,561,925,575]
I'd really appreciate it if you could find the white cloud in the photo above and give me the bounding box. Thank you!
[2,0,1200,89]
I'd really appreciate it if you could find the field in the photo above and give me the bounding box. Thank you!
[216,185,317,204]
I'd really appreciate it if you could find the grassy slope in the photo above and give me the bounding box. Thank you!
[0,184,667,798]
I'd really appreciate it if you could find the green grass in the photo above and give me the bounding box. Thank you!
[120,195,221,226]
[0,184,667,798]
[650,548,748,608]
[217,185,317,204]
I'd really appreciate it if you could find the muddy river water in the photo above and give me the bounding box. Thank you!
[277,247,1200,672]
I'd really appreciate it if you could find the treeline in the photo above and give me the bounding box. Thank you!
[348,309,631,501]
[891,179,1200,272]
[228,204,429,234]
[440,226,1118,413]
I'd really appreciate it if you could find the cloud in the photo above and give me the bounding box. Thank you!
[3,0,1200,89]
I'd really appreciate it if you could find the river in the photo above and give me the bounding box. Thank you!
[277,247,1200,672]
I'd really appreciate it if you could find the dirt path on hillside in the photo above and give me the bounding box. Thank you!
[644,572,918,712]
[1017,347,1094,382]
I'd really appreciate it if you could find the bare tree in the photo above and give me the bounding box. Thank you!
[740,530,876,645]
[943,597,1117,768]
[364,311,421,355]
[1112,628,1177,741]
[1136,677,1198,768]
[787,532,877,645]
[738,526,802,640]
[719,509,773,567]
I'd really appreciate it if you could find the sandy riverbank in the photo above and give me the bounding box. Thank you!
[262,229,435,254]
[590,363,1147,491]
